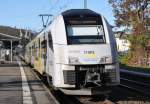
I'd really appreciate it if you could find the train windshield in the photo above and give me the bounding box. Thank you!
[66,25,105,44]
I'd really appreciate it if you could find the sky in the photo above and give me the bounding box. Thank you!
[0,0,115,31]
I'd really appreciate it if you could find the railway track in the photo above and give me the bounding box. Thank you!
[31,69,80,104]
[120,76,150,96]
[33,69,150,104]
[24,63,150,104]
[108,78,150,104]
[75,95,113,104]
[20,57,115,104]
[32,66,114,104]
[105,70,150,104]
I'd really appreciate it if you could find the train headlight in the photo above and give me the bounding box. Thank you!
[105,64,116,70]
[68,57,79,64]
[104,64,119,72]
[104,64,119,83]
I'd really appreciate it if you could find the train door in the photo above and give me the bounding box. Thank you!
[34,38,41,73]
[46,32,54,85]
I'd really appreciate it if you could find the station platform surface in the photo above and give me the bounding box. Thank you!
[0,58,58,104]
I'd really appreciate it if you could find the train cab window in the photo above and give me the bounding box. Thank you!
[48,32,53,50]
[66,25,105,44]
[64,14,106,45]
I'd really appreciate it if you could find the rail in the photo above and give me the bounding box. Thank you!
[120,69,150,78]
[120,71,150,96]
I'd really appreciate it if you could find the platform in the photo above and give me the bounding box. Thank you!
[0,58,58,104]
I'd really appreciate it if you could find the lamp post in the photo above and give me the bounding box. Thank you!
[84,0,87,9]
[10,40,13,62]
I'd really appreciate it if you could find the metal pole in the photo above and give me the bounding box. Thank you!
[39,14,53,28]
[10,40,13,62]
[84,0,87,9]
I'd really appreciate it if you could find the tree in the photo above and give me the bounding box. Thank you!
[109,0,150,66]
[108,0,150,34]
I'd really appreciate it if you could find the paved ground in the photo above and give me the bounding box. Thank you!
[0,58,58,104]
[0,61,22,104]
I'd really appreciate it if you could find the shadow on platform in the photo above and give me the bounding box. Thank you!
[0,61,28,67]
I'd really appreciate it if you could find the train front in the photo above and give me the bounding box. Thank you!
[52,9,120,95]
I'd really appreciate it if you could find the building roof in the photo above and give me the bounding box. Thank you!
[0,33,20,41]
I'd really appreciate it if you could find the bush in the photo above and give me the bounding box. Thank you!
[125,32,150,66]
[119,54,129,64]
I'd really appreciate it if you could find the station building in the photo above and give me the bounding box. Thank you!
[0,33,19,62]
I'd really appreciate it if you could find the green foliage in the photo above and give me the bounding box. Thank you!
[125,33,150,66]
[138,33,150,48]
[119,54,129,64]
[109,0,150,66]
[127,33,150,49]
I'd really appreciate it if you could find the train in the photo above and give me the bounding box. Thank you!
[23,9,120,95]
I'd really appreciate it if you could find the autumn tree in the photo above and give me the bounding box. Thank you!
[109,0,149,33]
[109,0,150,66]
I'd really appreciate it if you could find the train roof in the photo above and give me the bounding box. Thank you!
[62,9,101,18]
[26,9,102,46]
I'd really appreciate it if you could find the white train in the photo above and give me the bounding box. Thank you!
[24,9,120,95]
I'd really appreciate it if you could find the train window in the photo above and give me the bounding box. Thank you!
[41,40,47,48]
[38,38,40,49]
[48,32,53,51]
[35,39,40,60]
[29,47,31,54]
[41,40,47,58]
[38,38,40,57]
[33,43,36,57]
[36,45,38,59]
[66,25,105,44]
